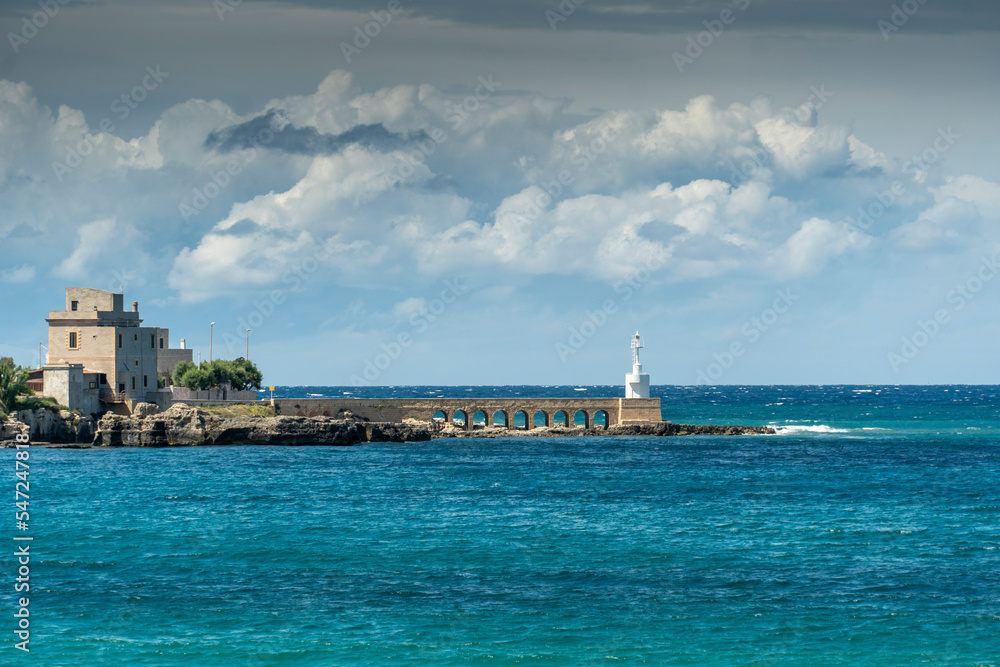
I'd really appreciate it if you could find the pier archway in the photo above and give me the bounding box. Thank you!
[453,410,468,426]
[513,410,529,429]
[574,410,590,428]
[433,410,447,421]
[594,410,609,430]
[554,410,570,427]
[533,411,549,428]
[493,410,509,428]
[473,410,488,427]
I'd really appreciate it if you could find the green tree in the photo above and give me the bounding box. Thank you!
[228,358,263,391]
[173,359,263,392]
[0,357,32,417]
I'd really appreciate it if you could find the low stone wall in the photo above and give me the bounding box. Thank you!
[170,386,258,403]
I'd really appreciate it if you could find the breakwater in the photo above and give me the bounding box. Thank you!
[83,404,771,447]
[273,397,664,428]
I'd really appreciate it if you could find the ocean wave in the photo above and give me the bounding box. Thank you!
[773,424,851,435]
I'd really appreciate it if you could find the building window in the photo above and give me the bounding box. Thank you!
[151,334,156,349]
[71,301,78,311]
[143,375,148,388]
[134,334,138,341]
[67,331,80,350]
[159,338,164,349]
[131,377,136,391]
[134,360,139,367]
[118,334,123,349]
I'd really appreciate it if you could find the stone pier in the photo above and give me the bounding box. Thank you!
[272,397,662,430]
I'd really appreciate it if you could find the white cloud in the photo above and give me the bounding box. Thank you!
[54,218,150,282]
[891,175,1000,251]
[0,71,993,306]
[0,265,35,283]
[774,218,871,277]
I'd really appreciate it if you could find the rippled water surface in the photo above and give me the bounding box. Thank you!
[5,386,1000,665]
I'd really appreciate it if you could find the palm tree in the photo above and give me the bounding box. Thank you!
[0,357,32,417]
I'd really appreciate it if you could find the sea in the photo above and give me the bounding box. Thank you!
[5,385,1000,665]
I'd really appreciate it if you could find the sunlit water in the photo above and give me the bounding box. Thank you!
[5,385,999,665]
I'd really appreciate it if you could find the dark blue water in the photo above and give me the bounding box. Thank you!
[5,386,1000,665]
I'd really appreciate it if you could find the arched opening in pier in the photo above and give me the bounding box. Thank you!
[433,410,447,421]
[554,410,570,427]
[594,410,610,430]
[493,410,509,428]
[533,410,549,428]
[574,410,589,428]
[473,410,488,427]
[513,410,529,429]
[453,410,468,426]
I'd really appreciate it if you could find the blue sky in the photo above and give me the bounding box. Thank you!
[0,0,997,386]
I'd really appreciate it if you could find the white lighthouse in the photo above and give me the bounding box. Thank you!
[625,331,650,399]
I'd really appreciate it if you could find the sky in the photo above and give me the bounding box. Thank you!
[0,0,997,386]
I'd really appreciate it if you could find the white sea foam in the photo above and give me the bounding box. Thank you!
[773,424,851,435]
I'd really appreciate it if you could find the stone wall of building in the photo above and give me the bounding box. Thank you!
[158,348,194,381]
[41,364,101,416]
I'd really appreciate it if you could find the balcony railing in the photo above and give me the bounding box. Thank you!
[100,390,126,404]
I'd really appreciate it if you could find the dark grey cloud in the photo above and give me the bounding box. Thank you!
[204,110,428,155]
[252,0,1000,34]
[0,0,104,18]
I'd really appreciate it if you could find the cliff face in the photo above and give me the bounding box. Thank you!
[93,404,433,447]
[1,408,96,444]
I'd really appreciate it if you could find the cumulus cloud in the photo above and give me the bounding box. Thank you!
[54,218,151,282]
[0,69,993,305]
[891,176,1000,251]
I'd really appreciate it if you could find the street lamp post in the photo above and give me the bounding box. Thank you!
[246,329,251,361]
[209,322,215,363]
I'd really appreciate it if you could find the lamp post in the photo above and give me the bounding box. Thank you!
[246,329,251,361]
[209,322,215,363]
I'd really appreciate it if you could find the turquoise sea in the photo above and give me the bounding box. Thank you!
[5,385,1000,665]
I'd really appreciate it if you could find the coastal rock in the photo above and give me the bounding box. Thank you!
[92,404,433,447]
[604,422,775,437]
[131,402,160,418]
[1,408,96,444]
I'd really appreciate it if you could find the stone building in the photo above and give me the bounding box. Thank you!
[43,288,192,413]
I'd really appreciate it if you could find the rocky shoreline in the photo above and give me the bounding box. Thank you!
[2,403,775,447]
